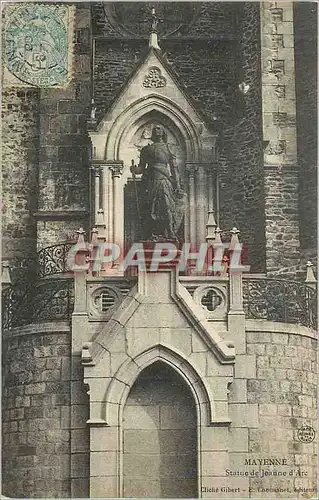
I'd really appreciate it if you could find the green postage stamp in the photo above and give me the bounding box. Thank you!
[2,3,74,87]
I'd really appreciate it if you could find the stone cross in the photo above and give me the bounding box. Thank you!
[148,6,162,49]
[151,6,159,33]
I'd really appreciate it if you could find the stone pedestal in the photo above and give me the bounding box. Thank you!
[138,240,182,271]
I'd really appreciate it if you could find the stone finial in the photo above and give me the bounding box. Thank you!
[229,227,240,250]
[1,261,11,288]
[91,227,98,245]
[149,32,161,50]
[74,228,90,273]
[206,211,217,241]
[76,227,86,246]
[96,208,105,226]
[149,6,161,49]
[221,255,230,276]
[214,227,223,245]
[305,261,317,286]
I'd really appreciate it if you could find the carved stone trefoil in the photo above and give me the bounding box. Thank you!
[143,67,166,88]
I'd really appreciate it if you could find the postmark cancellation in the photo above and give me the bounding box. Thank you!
[2,3,74,88]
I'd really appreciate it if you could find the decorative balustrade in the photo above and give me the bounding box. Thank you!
[2,278,74,330]
[2,274,317,332]
[243,277,317,331]
[37,243,74,278]
[3,230,317,333]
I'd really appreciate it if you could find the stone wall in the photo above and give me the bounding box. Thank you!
[2,89,40,280]
[2,3,93,269]
[223,2,265,272]
[3,272,317,498]
[69,353,89,498]
[36,3,92,249]
[2,324,72,498]
[260,2,303,277]
[294,3,317,252]
[264,166,300,275]
[245,324,317,497]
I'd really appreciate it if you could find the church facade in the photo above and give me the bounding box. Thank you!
[1,2,317,499]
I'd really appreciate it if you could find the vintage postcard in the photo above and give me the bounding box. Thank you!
[1,1,317,499]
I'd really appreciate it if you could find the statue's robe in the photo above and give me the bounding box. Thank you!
[139,141,183,240]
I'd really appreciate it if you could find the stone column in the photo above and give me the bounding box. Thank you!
[91,161,123,245]
[207,167,214,214]
[207,140,218,221]
[90,161,107,239]
[94,166,101,216]
[206,162,218,239]
[195,166,207,245]
[110,163,124,248]
[93,165,105,228]
[96,163,113,243]
[186,163,213,246]
[186,164,197,246]
[260,2,300,275]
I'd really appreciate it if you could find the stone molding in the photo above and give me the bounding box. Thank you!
[2,321,70,338]
[263,163,298,173]
[85,344,216,427]
[246,319,317,339]
[33,210,89,221]
[83,269,235,365]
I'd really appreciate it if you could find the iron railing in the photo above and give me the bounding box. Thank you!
[37,243,74,278]
[3,272,316,332]
[2,278,74,330]
[243,277,317,330]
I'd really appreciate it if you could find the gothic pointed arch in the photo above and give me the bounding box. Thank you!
[89,47,217,163]
[106,94,201,162]
[106,344,214,427]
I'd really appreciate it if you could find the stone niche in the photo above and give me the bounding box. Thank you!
[89,47,218,250]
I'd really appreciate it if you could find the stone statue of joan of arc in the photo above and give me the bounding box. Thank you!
[130,125,185,241]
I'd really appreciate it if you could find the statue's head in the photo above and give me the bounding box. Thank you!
[151,125,167,143]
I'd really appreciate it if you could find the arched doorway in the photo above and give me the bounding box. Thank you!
[122,361,198,498]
